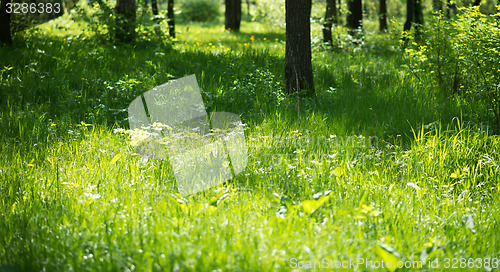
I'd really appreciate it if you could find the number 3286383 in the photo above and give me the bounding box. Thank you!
[6,3,61,14]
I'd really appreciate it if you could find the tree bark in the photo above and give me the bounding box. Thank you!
[167,0,175,37]
[115,0,136,43]
[379,0,388,32]
[151,0,161,35]
[285,0,314,96]
[347,0,362,36]
[337,0,342,25]
[0,0,12,45]
[152,0,158,16]
[323,0,335,43]
[225,0,241,32]
[414,0,423,38]
[403,0,414,33]
[403,0,424,41]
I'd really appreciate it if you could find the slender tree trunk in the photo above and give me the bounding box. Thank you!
[403,0,423,41]
[167,0,175,37]
[285,0,314,96]
[115,0,136,43]
[403,0,414,32]
[337,0,342,25]
[0,0,12,45]
[333,0,339,24]
[414,0,423,38]
[379,0,387,32]
[323,0,335,43]
[152,0,158,16]
[225,0,241,32]
[347,0,362,36]
[151,0,161,35]
[446,0,456,18]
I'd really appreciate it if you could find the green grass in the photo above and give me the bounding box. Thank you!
[1,9,500,272]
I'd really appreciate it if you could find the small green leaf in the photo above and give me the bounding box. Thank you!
[110,153,123,165]
[280,195,295,209]
[375,243,402,272]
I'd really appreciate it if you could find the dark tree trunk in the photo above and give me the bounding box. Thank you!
[414,0,423,38]
[347,0,363,36]
[403,0,423,41]
[337,0,342,25]
[167,0,175,37]
[152,0,158,16]
[378,0,387,32]
[323,0,335,43]
[472,0,481,6]
[115,0,136,43]
[225,0,241,32]
[446,0,456,18]
[0,0,12,45]
[379,0,387,32]
[152,0,161,35]
[285,0,314,96]
[403,0,414,32]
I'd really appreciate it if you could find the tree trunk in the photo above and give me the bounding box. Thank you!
[285,0,314,96]
[472,0,481,6]
[115,0,136,43]
[323,0,335,43]
[403,0,414,33]
[152,0,158,16]
[152,0,161,35]
[167,0,175,37]
[446,0,456,18]
[0,0,12,45]
[225,0,241,32]
[379,0,387,32]
[337,0,342,25]
[414,0,423,38]
[347,0,362,36]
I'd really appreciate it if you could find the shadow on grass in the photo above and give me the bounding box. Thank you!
[0,32,464,152]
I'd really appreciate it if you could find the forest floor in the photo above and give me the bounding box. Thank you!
[1,10,499,272]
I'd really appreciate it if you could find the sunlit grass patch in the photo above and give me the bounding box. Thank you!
[1,8,500,272]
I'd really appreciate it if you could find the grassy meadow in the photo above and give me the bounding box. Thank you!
[1,2,500,271]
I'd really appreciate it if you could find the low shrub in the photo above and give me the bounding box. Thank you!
[405,7,500,129]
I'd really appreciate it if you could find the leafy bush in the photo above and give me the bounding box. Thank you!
[221,68,284,115]
[405,7,500,129]
[179,0,220,22]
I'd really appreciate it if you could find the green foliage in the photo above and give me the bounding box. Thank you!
[70,0,117,42]
[405,7,500,129]
[1,12,500,272]
[179,0,220,22]
[220,67,285,115]
[9,0,64,34]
